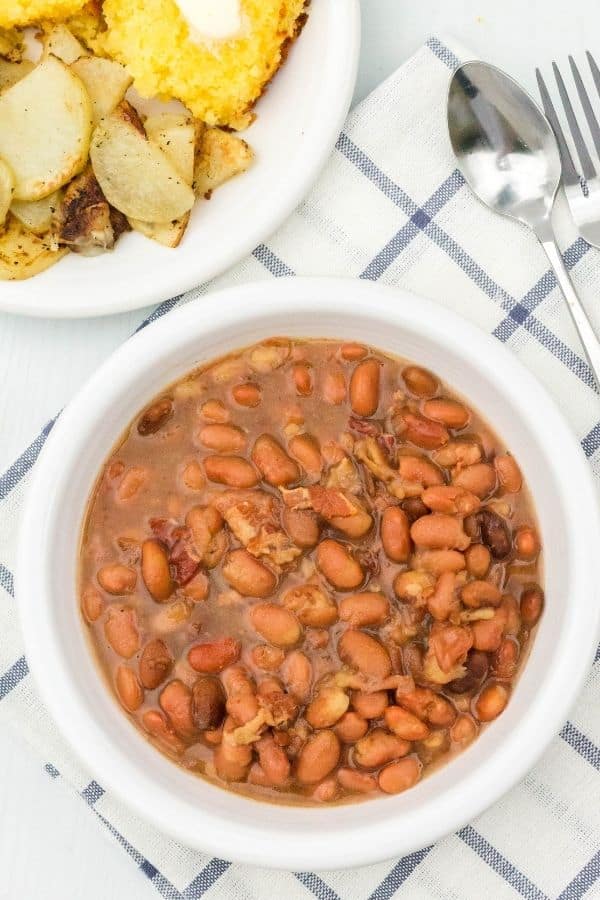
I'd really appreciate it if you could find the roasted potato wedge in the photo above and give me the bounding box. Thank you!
[193,128,254,198]
[0,59,35,93]
[71,56,132,123]
[0,158,14,227]
[0,28,23,63]
[0,215,67,280]
[10,192,61,235]
[145,114,197,185]
[90,102,195,223]
[128,214,190,249]
[0,57,93,201]
[41,25,88,65]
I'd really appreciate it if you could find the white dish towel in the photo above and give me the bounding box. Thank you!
[1,36,600,900]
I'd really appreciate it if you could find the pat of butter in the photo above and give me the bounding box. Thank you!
[176,0,243,42]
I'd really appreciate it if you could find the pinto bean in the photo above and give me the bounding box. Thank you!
[471,608,506,652]
[349,358,381,416]
[282,508,320,548]
[296,730,341,784]
[378,756,422,794]
[232,382,261,407]
[316,539,364,590]
[335,712,369,743]
[250,603,302,647]
[322,367,347,405]
[398,687,456,727]
[97,564,136,595]
[139,638,173,689]
[141,539,173,602]
[306,686,350,728]
[142,709,186,754]
[282,584,338,628]
[413,549,466,574]
[514,526,540,561]
[117,466,147,500]
[223,668,259,725]
[399,410,449,450]
[447,650,489,694]
[182,460,205,490]
[292,363,313,396]
[81,586,103,623]
[453,463,496,499]
[384,705,430,740]
[288,433,322,475]
[410,514,470,551]
[337,768,377,793]
[256,733,291,785]
[339,592,389,627]
[402,365,439,398]
[198,423,246,453]
[465,543,491,578]
[251,645,285,672]
[251,434,300,486]
[461,580,502,609]
[340,343,367,361]
[191,677,226,730]
[159,680,196,738]
[188,637,241,673]
[200,399,230,422]
[492,637,520,679]
[381,506,411,562]
[351,690,389,719]
[222,549,277,597]
[494,454,522,493]
[421,485,480,516]
[354,729,410,768]
[397,455,444,487]
[282,650,312,702]
[137,397,173,435]
[474,682,509,721]
[423,398,470,430]
[115,665,144,712]
[204,455,259,488]
[520,584,544,628]
[475,509,512,560]
[451,714,478,744]
[393,569,435,602]
[338,630,392,679]
[104,605,140,658]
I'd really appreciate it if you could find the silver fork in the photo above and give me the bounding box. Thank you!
[536,52,600,249]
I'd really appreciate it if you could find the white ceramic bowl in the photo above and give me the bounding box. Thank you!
[0,2,360,318]
[17,278,600,870]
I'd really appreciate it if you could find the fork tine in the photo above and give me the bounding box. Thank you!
[586,50,600,102]
[553,60,597,180]
[536,68,580,185]
[569,55,600,160]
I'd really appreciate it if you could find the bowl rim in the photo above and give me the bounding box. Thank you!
[16,276,600,870]
[0,2,361,319]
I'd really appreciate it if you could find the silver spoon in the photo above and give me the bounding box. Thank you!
[448,61,600,389]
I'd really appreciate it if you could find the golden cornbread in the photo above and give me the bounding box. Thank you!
[99,0,308,129]
[0,0,86,28]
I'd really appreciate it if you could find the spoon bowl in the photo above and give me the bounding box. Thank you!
[448,60,600,390]
[448,61,562,233]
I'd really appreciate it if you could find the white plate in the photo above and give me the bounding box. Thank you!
[0,2,360,318]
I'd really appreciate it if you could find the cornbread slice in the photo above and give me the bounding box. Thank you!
[99,0,308,129]
[0,0,87,29]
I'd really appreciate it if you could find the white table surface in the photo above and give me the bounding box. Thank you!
[0,2,596,897]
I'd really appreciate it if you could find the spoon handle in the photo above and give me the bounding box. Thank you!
[539,236,600,390]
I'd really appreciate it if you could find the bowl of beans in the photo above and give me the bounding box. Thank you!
[17,277,600,869]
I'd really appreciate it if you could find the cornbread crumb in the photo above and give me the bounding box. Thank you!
[0,0,86,28]
[100,0,308,129]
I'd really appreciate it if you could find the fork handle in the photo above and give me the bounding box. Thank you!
[539,235,600,390]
